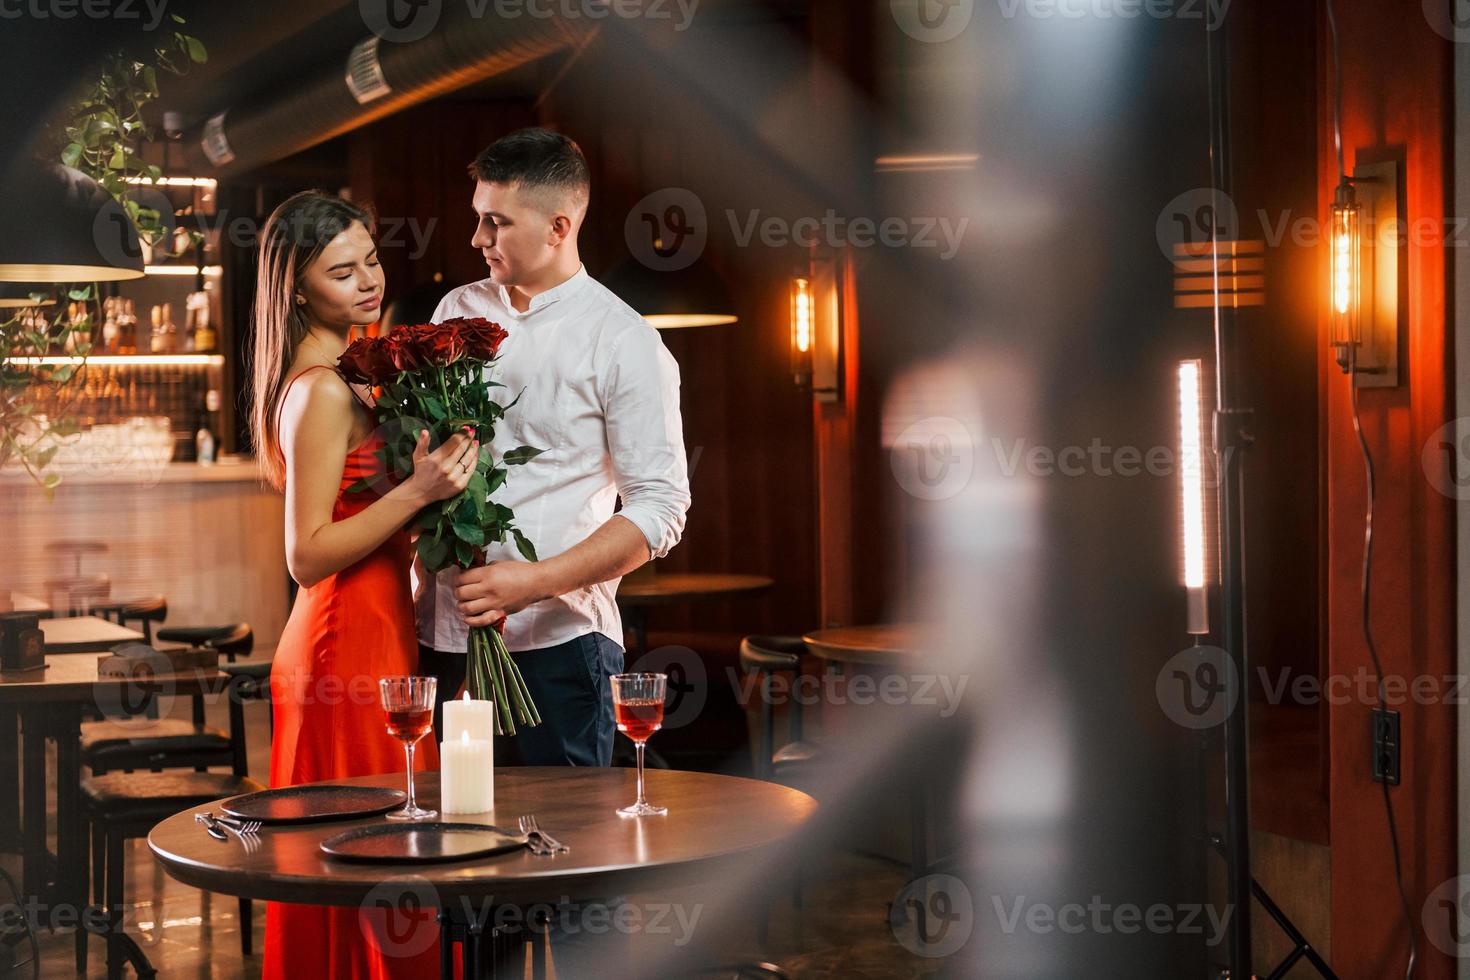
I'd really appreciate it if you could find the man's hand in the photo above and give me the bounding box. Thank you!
[454,561,546,628]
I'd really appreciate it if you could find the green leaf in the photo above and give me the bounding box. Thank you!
[452,523,486,547]
[511,527,539,563]
[418,533,449,571]
[502,445,545,466]
[453,538,474,568]
[183,35,207,64]
[61,143,83,167]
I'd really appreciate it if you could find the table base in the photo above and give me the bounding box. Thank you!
[438,904,548,980]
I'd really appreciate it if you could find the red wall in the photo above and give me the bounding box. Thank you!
[1320,5,1456,976]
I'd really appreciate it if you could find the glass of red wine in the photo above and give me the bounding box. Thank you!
[379,675,437,820]
[611,672,668,817]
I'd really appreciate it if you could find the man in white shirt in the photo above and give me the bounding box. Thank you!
[413,128,691,766]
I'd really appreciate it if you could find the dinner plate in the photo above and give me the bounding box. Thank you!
[319,823,527,864]
[220,785,407,825]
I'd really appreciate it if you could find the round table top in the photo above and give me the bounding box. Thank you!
[801,624,929,667]
[615,573,774,607]
[149,768,817,907]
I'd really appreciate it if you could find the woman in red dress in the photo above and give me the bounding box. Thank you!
[249,191,477,979]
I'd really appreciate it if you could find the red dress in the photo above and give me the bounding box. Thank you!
[264,364,441,980]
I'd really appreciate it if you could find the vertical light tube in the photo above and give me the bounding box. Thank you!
[790,275,813,387]
[1329,180,1362,371]
[1178,359,1209,634]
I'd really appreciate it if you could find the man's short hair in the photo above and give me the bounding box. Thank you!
[468,127,590,215]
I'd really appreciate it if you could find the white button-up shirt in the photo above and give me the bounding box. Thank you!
[412,264,691,653]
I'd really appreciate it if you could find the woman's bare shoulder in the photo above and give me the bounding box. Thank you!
[280,363,354,429]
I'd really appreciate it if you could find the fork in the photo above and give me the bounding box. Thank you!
[201,812,263,838]
[518,815,569,853]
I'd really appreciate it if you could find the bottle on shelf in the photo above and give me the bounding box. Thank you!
[194,389,220,464]
[187,290,215,353]
[162,302,179,354]
[149,304,164,354]
[120,299,138,355]
[101,297,119,355]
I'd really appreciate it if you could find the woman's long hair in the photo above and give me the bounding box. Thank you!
[249,191,374,490]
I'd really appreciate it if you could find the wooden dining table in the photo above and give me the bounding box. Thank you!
[0,655,228,909]
[150,768,818,979]
[615,571,774,656]
[39,615,145,653]
[801,623,929,670]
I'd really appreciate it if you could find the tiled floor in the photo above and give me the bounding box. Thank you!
[7,686,949,978]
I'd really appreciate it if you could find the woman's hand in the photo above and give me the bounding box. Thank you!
[395,427,478,506]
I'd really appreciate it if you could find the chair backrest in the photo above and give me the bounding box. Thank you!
[738,635,805,674]
[209,623,254,660]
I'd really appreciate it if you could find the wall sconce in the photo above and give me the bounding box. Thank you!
[1177,358,1217,635]
[1329,161,1400,386]
[790,251,842,401]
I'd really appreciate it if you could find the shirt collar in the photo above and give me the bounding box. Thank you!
[496,263,589,318]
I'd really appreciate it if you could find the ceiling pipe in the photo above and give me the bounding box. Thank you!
[180,10,593,176]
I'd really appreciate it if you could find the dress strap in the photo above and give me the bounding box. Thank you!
[274,364,338,445]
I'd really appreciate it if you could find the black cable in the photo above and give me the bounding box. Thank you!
[1325,2,1417,975]
[1346,346,1417,980]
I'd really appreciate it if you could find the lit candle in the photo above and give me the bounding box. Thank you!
[440,729,494,814]
[443,691,496,743]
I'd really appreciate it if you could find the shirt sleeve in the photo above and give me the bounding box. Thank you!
[600,321,692,560]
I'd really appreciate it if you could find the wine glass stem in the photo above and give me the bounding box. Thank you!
[404,739,417,811]
[635,740,647,806]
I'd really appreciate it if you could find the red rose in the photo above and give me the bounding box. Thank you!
[453,317,508,361]
[382,329,421,373]
[411,321,466,367]
[337,336,395,385]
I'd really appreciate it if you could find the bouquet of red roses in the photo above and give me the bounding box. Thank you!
[338,317,544,735]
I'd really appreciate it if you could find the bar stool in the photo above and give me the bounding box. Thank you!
[76,770,263,977]
[95,596,168,644]
[738,636,821,781]
[42,573,111,616]
[44,539,108,577]
[738,636,821,945]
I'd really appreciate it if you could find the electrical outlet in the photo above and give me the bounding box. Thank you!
[1371,707,1400,785]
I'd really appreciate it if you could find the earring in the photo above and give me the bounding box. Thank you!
[295,296,305,305]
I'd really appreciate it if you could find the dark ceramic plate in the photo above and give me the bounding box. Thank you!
[220,785,408,825]
[319,823,526,864]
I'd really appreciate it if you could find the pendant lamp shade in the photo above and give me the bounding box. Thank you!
[0,163,145,283]
[602,256,738,330]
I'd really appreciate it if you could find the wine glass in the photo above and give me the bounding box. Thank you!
[611,673,667,817]
[380,675,437,820]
